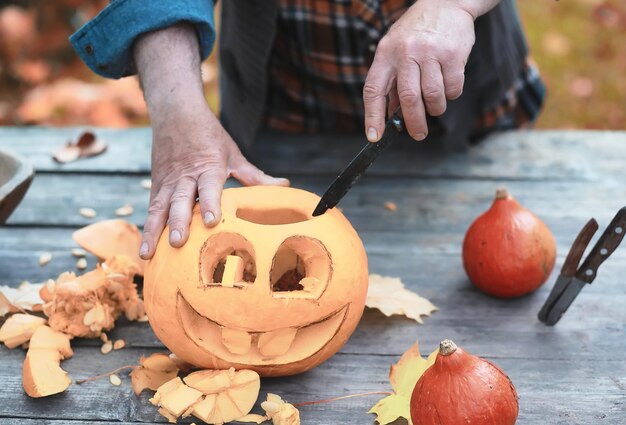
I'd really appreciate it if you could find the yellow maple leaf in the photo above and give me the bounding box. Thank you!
[369,340,437,425]
[366,275,438,324]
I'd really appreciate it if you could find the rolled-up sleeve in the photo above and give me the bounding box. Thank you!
[70,0,215,79]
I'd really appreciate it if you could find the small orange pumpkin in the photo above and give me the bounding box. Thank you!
[411,340,519,425]
[143,186,368,377]
[462,188,556,298]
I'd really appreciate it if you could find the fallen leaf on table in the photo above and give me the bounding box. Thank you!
[151,368,261,424]
[369,340,437,425]
[0,281,45,316]
[53,131,107,163]
[366,275,437,323]
[130,353,180,395]
[41,255,144,338]
[22,325,73,398]
[0,313,47,348]
[73,219,145,275]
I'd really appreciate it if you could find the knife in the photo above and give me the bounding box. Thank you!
[537,218,598,323]
[312,111,405,216]
[538,207,626,325]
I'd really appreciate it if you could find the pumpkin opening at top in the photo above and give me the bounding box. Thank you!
[144,186,368,377]
[236,207,309,225]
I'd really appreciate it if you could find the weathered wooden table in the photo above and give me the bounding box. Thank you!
[0,128,625,424]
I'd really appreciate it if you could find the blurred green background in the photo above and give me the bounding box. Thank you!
[0,0,624,129]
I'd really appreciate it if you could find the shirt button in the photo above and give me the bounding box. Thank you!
[368,43,377,52]
[84,44,94,55]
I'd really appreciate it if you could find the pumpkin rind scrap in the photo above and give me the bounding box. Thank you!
[144,186,369,376]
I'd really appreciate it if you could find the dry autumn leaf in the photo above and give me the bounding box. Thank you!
[366,275,437,324]
[0,282,45,316]
[130,353,179,396]
[369,340,437,425]
[0,313,47,349]
[72,219,145,275]
[53,131,107,163]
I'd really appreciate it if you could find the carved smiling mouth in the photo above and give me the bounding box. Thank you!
[177,292,349,366]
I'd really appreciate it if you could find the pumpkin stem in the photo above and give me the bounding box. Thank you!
[495,187,510,200]
[439,339,457,356]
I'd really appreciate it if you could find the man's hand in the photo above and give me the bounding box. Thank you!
[363,0,499,142]
[134,24,288,260]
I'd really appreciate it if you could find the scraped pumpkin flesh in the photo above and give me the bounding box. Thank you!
[22,325,73,398]
[0,313,46,349]
[40,255,144,338]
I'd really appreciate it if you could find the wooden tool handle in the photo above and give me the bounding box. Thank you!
[576,207,626,283]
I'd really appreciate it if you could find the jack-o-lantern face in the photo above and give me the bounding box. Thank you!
[144,186,368,377]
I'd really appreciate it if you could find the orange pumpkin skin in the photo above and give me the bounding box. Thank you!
[462,189,556,298]
[410,340,519,425]
[143,186,368,377]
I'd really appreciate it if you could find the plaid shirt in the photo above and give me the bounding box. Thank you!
[264,0,545,140]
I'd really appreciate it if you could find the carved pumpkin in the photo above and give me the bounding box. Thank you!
[143,186,368,377]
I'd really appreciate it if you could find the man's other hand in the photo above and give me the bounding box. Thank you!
[363,0,483,142]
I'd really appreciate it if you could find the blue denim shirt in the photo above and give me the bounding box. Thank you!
[70,0,216,79]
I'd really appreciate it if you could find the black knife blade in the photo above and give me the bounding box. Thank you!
[312,113,405,216]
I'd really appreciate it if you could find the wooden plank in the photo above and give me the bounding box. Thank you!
[6,174,626,235]
[1,127,625,181]
[7,226,626,285]
[1,227,624,363]
[0,345,624,424]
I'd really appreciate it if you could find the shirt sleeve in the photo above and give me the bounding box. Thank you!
[70,0,216,79]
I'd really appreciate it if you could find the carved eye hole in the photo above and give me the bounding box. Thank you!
[200,233,256,288]
[270,236,331,299]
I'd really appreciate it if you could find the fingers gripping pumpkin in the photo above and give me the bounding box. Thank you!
[144,187,368,377]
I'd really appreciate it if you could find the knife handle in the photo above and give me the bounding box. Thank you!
[560,218,598,276]
[575,207,626,283]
